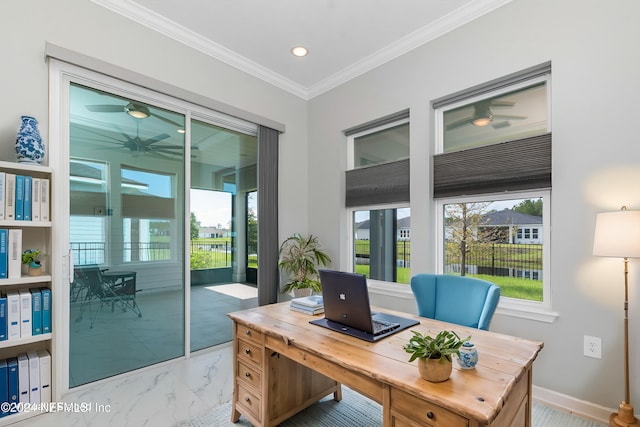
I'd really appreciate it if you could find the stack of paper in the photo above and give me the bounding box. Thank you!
[290,295,324,315]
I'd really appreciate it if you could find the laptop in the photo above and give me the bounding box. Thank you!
[309,269,419,342]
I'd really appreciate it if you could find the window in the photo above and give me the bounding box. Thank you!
[352,207,411,284]
[434,63,555,321]
[438,193,549,304]
[345,110,410,284]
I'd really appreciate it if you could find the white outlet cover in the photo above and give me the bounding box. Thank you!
[584,335,602,359]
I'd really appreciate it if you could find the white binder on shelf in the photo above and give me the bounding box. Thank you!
[17,353,29,403]
[37,350,51,403]
[19,289,32,338]
[4,173,15,221]
[6,291,20,340]
[40,178,50,222]
[8,229,22,279]
[26,350,40,404]
[0,171,5,221]
[31,177,40,222]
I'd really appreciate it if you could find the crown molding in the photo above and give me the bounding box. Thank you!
[92,0,512,101]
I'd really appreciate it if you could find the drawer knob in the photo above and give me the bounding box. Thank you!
[426,411,435,420]
[245,397,251,403]
[245,329,251,336]
[245,372,251,377]
[245,348,251,354]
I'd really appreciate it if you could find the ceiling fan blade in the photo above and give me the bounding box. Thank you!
[86,104,126,113]
[142,133,171,146]
[148,145,184,150]
[446,117,473,130]
[489,100,515,108]
[492,114,527,120]
[492,121,512,129]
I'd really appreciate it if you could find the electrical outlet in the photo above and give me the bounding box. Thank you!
[584,335,602,359]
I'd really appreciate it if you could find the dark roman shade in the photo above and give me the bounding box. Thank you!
[433,133,551,198]
[344,109,410,207]
[257,125,279,305]
[345,158,409,207]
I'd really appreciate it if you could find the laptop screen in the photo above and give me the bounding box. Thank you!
[319,269,376,333]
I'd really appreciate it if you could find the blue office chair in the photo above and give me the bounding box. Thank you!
[410,274,501,330]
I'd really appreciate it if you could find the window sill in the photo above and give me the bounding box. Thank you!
[366,280,559,323]
[496,298,559,323]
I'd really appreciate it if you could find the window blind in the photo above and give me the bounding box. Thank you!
[345,158,410,207]
[433,133,551,198]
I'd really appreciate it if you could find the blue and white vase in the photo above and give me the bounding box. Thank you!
[16,116,45,164]
[457,341,478,369]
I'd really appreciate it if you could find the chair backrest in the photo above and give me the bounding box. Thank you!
[74,264,107,295]
[410,274,500,330]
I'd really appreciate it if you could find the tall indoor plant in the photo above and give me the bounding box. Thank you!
[279,233,331,296]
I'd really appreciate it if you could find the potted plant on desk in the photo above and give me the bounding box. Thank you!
[22,249,42,276]
[403,330,470,382]
[279,233,331,297]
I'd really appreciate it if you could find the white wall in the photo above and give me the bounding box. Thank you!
[0,0,309,240]
[307,0,640,411]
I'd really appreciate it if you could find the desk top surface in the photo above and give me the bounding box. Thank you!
[229,302,543,423]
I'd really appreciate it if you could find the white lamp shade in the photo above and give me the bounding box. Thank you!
[593,210,640,258]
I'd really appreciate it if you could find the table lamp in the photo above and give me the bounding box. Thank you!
[593,206,640,427]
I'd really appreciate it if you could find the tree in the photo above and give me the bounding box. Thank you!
[445,202,491,276]
[513,199,543,217]
[190,212,200,239]
[247,207,257,254]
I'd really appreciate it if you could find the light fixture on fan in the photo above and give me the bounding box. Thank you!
[125,102,150,119]
[472,103,493,127]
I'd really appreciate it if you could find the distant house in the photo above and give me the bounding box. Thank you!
[198,226,229,239]
[354,216,411,241]
[478,210,543,244]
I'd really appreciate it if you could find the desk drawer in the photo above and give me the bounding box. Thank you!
[237,383,261,422]
[238,324,264,345]
[390,387,468,427]
[237,338,264,367]
[237,360,261,389]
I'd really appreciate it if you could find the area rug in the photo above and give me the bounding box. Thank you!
[205,284,258,300]
[177,386,606,427]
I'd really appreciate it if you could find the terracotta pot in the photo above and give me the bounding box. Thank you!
[418,357,452,382]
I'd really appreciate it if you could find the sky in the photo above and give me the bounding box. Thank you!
[190,189,257,228]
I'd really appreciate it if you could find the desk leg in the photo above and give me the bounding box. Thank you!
[334,384,342,402]
[382,384,391,427]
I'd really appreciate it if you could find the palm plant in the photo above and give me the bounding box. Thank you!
[279,233,331,294]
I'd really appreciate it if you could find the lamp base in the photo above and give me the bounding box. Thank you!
[610,402,638,427]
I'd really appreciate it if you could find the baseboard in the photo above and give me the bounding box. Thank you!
[533,385,613,425]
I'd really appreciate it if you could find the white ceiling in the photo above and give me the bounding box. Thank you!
[92,0,512,99]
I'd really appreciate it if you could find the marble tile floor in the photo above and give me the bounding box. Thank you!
[9,343,607,427]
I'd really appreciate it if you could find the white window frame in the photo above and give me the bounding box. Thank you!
[435,75,552,154]
[346,202,411,287]
[435,190,557,323]
[347,118,410,170]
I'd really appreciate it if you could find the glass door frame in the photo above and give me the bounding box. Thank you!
[49,59,258,395]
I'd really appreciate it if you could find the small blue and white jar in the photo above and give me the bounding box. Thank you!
[457,341,479,369]
[16,116,45,164]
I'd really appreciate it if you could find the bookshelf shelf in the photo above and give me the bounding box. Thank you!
[0,333,51,350]
[0,161,52,425]
[0,275,52,286]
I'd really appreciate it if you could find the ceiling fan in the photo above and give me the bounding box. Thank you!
[86,101,184,128]
[79,123,188,160]
[445,100,527,130]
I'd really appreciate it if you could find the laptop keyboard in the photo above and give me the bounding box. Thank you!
[372,319,400,336]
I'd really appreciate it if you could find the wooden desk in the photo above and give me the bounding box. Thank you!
[229,302,543,427]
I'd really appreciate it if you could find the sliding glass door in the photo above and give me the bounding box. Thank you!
[189,119,258,352]
[69,83,186,386]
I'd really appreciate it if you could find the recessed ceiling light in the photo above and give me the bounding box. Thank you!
[291,46,308,57]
